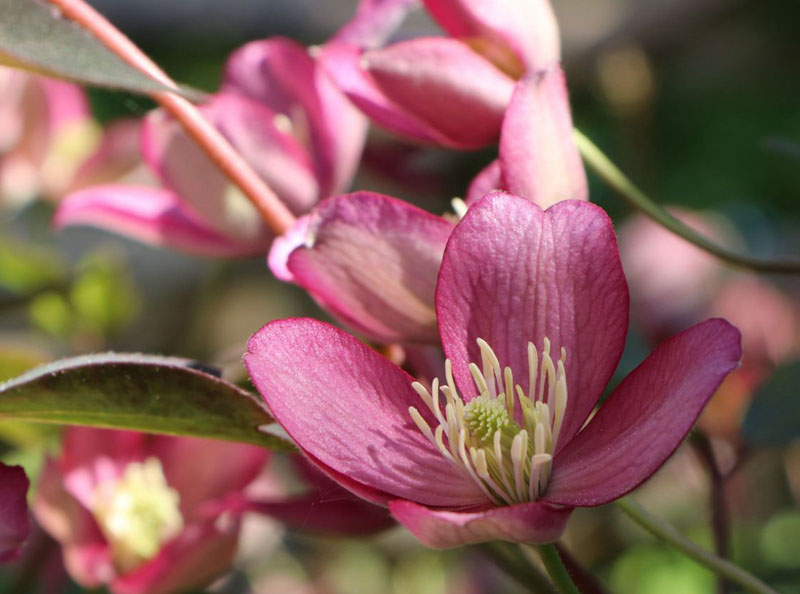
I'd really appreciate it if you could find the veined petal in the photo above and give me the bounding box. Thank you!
[319,42,455,147]
[422,0,560,72]
[0,464,29,563]
[465,159,503,205]
[389,499,571,548]
[222,38,367,197]
[437,193,629,449]
[55,185,271,258]
[142,94,317,237]
[545,319,742,507]
[363,38,514,148]
[499,66,588,208]
[245,318,486,507]
[285,192,453,344]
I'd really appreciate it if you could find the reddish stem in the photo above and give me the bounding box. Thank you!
[45,0,297,236]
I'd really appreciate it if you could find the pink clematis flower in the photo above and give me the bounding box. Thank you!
[246,193,742,548]
[0,67,97,207]
[34,427,270,594]
[0,463,30,563]
[320,0,560,148]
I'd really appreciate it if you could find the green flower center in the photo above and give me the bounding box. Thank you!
[408,337,569,505]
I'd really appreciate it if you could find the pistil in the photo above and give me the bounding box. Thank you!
[409,338,569,504]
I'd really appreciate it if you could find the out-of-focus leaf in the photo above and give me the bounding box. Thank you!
[70,251,139,336]
[29,291,73,338]
[0,0,200,98]
[761,510,800,569]
[0,239,64,295]
[0,353,295,451]
[743,361,800,445]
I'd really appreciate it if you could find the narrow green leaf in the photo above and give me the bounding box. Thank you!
[0,0,201,98]
[0,353,295,452]
[743,361,800,446]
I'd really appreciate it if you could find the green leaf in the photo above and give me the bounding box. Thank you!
[0,0,201,98]
[743,361,800,446]
[0,353,295,452]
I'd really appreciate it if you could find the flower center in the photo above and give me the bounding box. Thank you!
[408,337,568,504]
[90,457,183,572]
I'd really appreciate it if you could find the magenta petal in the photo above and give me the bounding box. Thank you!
[363,38,514,148]
[245,318,486,507]
[142,94,317,232]
[334,0,418,49]
[499,66,588,208]
[222,38,366,197]
[111,522,238,594]
[437,193,629,448]
[267,214,311,282]
[0,463,29,563]
[319,42,453,146]
[465,159,503,205]
[545,319,742,507]
[389,499,571,548]
[422,0,560,71]
[55,185,270,257]
[286,192,453,344]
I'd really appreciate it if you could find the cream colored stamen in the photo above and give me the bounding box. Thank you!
[90,457,183,572]
[409,338,569,504]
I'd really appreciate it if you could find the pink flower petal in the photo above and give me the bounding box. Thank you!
[499,66,588,208]
[422,0,560,72]
[68,119,144,191]
[151,436,269,518]
[437,193,629,449]
[389,499,571,548]
[111,522,238,594]
[0,463,29,563]
[142,93,317,236]
[362,37,515,148]
[334,0,418,49]
[245,318,486,507]
[267,214,311,282]
[222,38,367,197]
[319,42,453,146]
[55,185,270,257]
[465,159,503,204]
[285,192,453,344]
[544,319,742,507]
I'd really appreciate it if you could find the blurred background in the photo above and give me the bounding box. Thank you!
[0,0,799,592]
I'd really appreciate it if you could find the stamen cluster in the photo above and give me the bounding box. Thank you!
[409,338,568,504]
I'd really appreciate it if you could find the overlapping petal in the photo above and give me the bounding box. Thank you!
[222,38,367,197]
[54,185,270,257]
[0,463,29,563]
[499,66,588,208]
[422,0,560,72]
[464,159,503,204]
[544,318,742,507]
[334,0,420,49]
[436,193,629,447]
[389,499,571,548]
[280,192,453,344]
[142,94,315,238]
[321,39,514,148]
[244,318,486,507]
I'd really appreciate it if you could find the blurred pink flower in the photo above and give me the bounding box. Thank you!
[619,210,799,439]
[246,193,741,548]
[34,427,269,594]
[0,463,29,563]
[0,67,96,207]
[320,0,560,148]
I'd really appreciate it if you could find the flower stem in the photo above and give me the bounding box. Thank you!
[616,498,781,594]
[44,0,297,236]
[535,543,582,594]
[574,128,800,275]
[479,542,557,593]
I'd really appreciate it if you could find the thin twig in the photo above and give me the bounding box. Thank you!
[45,0,296,236]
